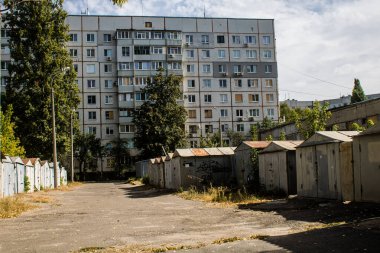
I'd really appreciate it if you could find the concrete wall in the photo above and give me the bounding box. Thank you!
[353,134,380,202]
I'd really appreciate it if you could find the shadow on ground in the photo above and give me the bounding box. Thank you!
[117,183,175,198]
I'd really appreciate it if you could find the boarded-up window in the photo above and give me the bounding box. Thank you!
[235,94,243,103]
[204,110,213,118]
[188,110,196,118]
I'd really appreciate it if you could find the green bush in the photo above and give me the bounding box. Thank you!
[142,176,150,185]
[24,176,30,192]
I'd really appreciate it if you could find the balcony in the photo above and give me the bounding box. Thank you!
[166,39,182,46]
[118,116,133,124]
[118,85,134,93]
[118,101,135,108]
[166,54,183,61]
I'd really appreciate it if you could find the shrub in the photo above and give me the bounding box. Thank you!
[24,176,30,192]
[142,176,150,185]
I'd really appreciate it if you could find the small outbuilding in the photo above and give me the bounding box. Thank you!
[1,155,17,197]
[22,159,35,193]
[135,160,149,178]
[353,124,380,202]
[234,141,271,187]
[40,160,50,189]
[164,153,176,189]
[296,131,359,200]
[30,158,41,191]
[10,157,25,194]
[259,141,303,195]
[171,147,236,189]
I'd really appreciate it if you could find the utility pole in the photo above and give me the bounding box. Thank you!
[52,87,58,188]
[71,109,74,182]
[219,117,222,147]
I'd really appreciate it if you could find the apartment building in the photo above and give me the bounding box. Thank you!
[1,15,279,173]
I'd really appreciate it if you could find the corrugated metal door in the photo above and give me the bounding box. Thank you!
[316,145,329,198]
[286,151,297,195]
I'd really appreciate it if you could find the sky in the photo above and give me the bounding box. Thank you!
[63,0,380,101]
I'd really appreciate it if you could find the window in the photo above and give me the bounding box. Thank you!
[203,79,211,88]
[236,109,243,117]
[135,61,150,70]
[221,124,229,133]
[217,35,225,43]
[73,64,78,72]
[202,64,211,73]
[86,64,96,73]
[186,64,195,73]
[244,36,256,44]
[266,93,274,102]
[151,61,163,70]
[234,79,242,87]
[220,109,228,117]
[218,49,225,58]
[188,95,196,103]
[218,64,226,73]
[189,141,198,148]
[205,125,213,133]
[265,65,272,73]
[262,36,271,45]
[118,62,132,70]
[248,79,258,88]
[246,50,257,58]
[188,110,196,119]
[186,50,194,58]
[105,80,113,89]
[168,47,181,55]
[136,31,150,39]
[265,79,273,87]
[219,79,227,88]
[87,95,96,104]
[153,32,163,39]
[135,77,149,85]
[1,77,9,87]
[135,92,147,101]
[189,125,198,134]
[267,108,275,117]
[201,35,209,44]
[87,49,95,57]
[117,30,129,39]
[105,111,114,120]
[187,80,195,88]
[69,33,77,42]
[232,35,240,44]
[263,50,272,58]
[119,77,133,86]
[248,94,260,102]
[246,65,257,73]
[237,124,244,132]
[119,93,133,101]
[104,64,112,73]
[152,46,163,54]
[103,34,112,42]
[134,46,150,55]
[122,47,130,57]
[88,111,96,120]
[1,61,9,70]
[119,108,133,117]
[233,50,241,58]
[105,95,113,104]
[185,35,193,44]
[167,32,181,40]
[204,94,212,103]
[145,22,152,28]
[168,62,181,70]
[87,80,96,88]
[69,49,77,57]
[119,124,135,133]
[86,33,95,42]
[220,94,228,103]
[87,126,96,135]
[233,65,242,74]
[106,127,114,135]
[235,94,243,103]
[249,109,260,117]
[201,50,210,58]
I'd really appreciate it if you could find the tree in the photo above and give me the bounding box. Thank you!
[250,124,259,141]
[107,138,130,177]
[280,103,308,123]
[0,105,25,156]
[226,130,244,147]
[295,101,332,139]
[279,131,286,140]
[74,133,102,180]
[351,78,367,104]
[133,69,187,159]
[111,0,128,6]
[199,132,222,148]
[3,0,80,159]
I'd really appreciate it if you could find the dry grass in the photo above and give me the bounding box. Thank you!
[126,177,144,186]
[304,221,347,231]
[0,196,37,218]
[58,181,84,191]
[177,186,272,206]
[212,236,243,244]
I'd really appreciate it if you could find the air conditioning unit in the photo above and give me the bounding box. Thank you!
[237,117,243,122]
[106,56,112,61]
[223,72,228,76]
[168,54,174,58]
[185,42,190,47]
[191,133,197,138]
[183,95,188,99]
[113,81,118,86]
[249,117,254,121]
[113,35,117,40]
[235,72,243,76]
[244,43,249,47]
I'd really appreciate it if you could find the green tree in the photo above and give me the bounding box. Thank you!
[351,78,367,104]
[279,131,286,140]
[3,0,80,159]
[133,69,187,159]
[250,124,259,141]
[265,134,273,141]
[366,119,375,128]
[107,138,130,177]
[280,103,308,123]
[74,133,102,180]
[226,130,244,147]
[199,132,222,148]
[295,101,332,139]
[0,105,25,156]
[111,0,128,6]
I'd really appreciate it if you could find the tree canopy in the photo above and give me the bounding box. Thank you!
[133,69,187,159]
[0,105,25,157]
[3,0,79,159]
[351,78,367,104]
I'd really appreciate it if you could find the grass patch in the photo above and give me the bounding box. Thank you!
[304,221,347,231]
[126,177,144,186]
[78,246,105,252]
[249,234,269,240]
[0,196,37,218]
[28,194,53,204]
[212,236,243,244]
[177,185,273,206]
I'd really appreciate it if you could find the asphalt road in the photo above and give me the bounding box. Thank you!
[0,183,379,253]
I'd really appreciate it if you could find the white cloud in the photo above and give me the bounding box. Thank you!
[63,0,380,101]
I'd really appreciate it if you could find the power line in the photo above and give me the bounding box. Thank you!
[280,64,352,90]
[279,89,337,99]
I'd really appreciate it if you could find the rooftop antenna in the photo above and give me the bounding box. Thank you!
[141,0,144,16]
[203,4,206,18]
[80,0,89,15]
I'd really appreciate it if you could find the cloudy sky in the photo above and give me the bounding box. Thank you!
[63,0,380,101]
